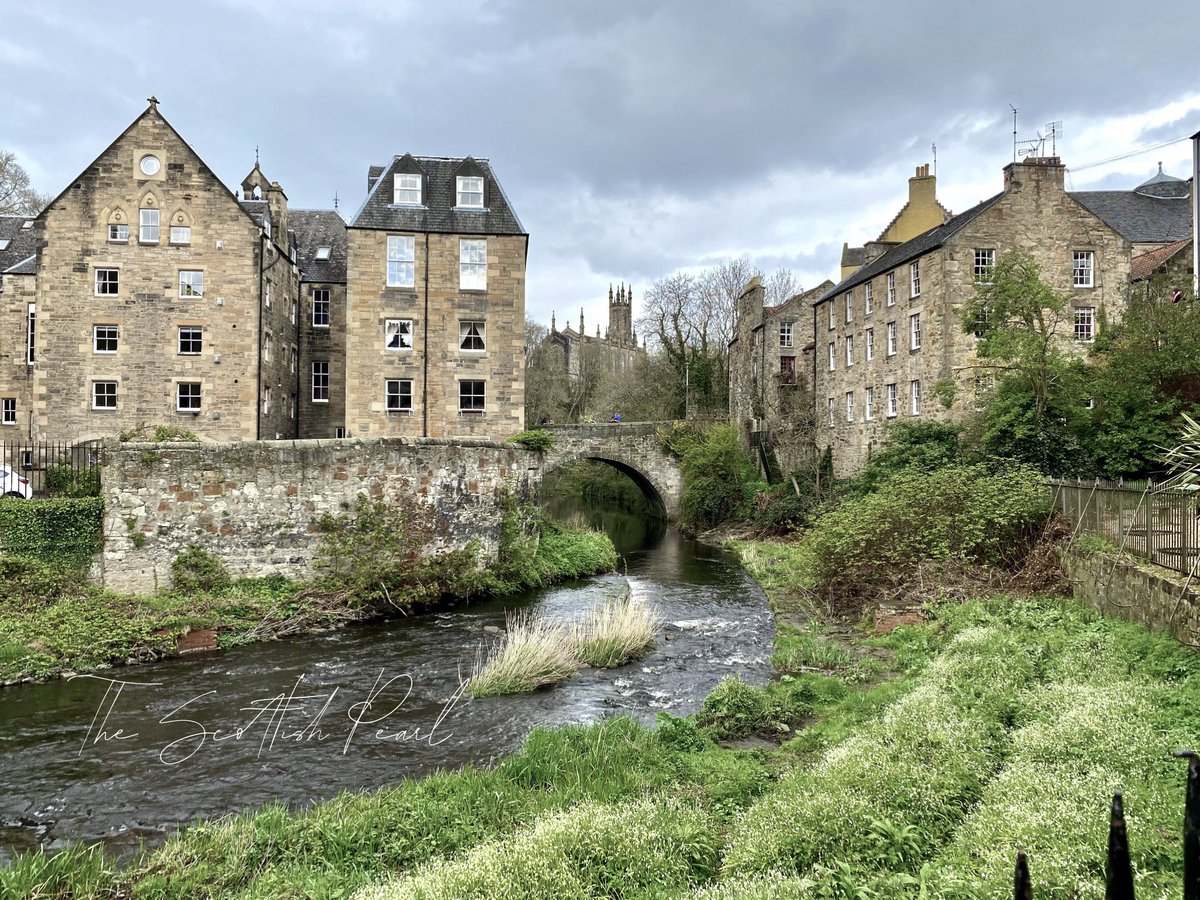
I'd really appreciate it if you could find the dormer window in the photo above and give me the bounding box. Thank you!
[0,240,9,251]
[394,173,422,205]
[456,176,484,208]
[21,220,32,229]
[315,247,331,261]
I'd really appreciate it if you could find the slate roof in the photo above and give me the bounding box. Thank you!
[290,209,347,284]
[350,156,526,236]
[1069,188,1191,243]
[0,214,38,275]
[1130,238,1192,281]
[820,194,1005,302]
[239,200,268,228]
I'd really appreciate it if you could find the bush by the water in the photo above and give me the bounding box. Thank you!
[574,585,660,668]
[469,611,579,697]
[679,424,759,531]
[170,547,232,595]
[806,463,1052,598]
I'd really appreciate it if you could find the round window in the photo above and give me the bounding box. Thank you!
[139,155,161,176]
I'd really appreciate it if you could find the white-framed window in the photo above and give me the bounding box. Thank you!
[263,333,272,362]
[828,342,836,371]
[459,320,485,351]
[387,235,415,288]
[827,397,835,425]
[864,282,873,315]
[780,356,796,383]
[265,282,271,308]
[1,398,15,426]
[886,383,897,418]
[459,379,485,413]
[93,324,118,354]
[179,270,205,298]
[386,319,414,351]
[170,225,191,245]
[177,383,202,412]
[828,301,835,330]
[779,321,793,348]
[845,292,853,324]
[1074,307,1096,343]
[334,427,346,438]
[974,373,996,410]
[1073,251,1094,288]
[974,248,996,282]
[865,327,874,361]
[845,391,854,423]
[108,223,128,243]
[312,289,330,327]
[460,239,487,290]
[311,361,330,402]
[26,303,35,365]
[393,173,422,205]
[865,387,874,421]
[315,246,332,261]
[910,261,921,298]
[290,393,297,420]
[886,321,897,356]
[886,272,896,306]
[845,334,854,367]
[386,378,413,412]
[456,175,484,208]
[178,326,202,355]
[1083,397,1095,410]
[288,345,297,374]
[95,268,119,296]
[93,381,117,410]
[139,208,159,243]
[910,312,921,350]
[261,385,271,415]
[910,379,922,416]
[290,297,297,325]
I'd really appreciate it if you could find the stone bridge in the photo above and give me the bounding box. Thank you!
[542,422,683,520]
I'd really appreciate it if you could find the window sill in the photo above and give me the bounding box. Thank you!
[385,284,417,291]
[459,288,488,294]
[459,410,486,416]
[91,407,117,412]
[312,399,330,404]
[386,409,413,415]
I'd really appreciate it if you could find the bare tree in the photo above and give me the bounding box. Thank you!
[763,267,802,307]
[0,151,49,216]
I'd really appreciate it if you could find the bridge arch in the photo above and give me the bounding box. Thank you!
[540,424,683,521]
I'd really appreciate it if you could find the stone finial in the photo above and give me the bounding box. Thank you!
[551,311,556,332]
[580,307,585,334]
[609,284,613,302]
[147,96,159,110]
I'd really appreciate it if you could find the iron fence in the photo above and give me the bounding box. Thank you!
[1050,478,1200,577]
[0,441,102,498]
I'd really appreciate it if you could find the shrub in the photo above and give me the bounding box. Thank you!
[0,555,82,611]
[0,497,104,573]
[679,424,757,531]
[45,462,102,498]
[507,429,555,452]
[849,420,963,496]
[573,584,660,668]
[696,676,773,740]
[170,547,232,594]
[469,611,579,697]
[752,481,818,535]
[118,424,198,442]
[805,464,1052,599]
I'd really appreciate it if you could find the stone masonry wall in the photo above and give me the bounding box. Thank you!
[0,271,36,438]
[100,437,542,595]
[1062,549,1200,647]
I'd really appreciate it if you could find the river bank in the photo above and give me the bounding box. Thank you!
[0,517,618,686]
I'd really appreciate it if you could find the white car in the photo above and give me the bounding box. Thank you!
[0,466,32,499]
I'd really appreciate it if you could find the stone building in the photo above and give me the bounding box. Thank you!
[1,102,530,447]
[840,164,950,281]
[344,155,528,440]
[543,282,645,381]
[291,208,348,438]
[7,100,303,445]
[814,156,1140,476]
[728,277,832,476]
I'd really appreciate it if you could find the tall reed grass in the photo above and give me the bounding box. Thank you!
[574,584,661,668]
[468,610,578,698]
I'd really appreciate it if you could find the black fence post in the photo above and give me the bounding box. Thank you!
[1106,791,1135,899]
[1013,850,1032,900]
[1174,750,1200,900]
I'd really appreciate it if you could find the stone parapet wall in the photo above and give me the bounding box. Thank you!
[100,437,541,595]
[1062,549,1200,646]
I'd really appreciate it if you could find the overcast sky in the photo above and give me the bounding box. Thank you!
[3,0,1198,334]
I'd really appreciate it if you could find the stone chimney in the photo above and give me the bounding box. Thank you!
[863,240,898,266]
[1003,156,1066,194]
[265,181,288,247]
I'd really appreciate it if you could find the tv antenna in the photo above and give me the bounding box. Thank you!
[1046,120,1063,156]
[1010,105,1018,162]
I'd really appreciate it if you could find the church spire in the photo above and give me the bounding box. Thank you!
[551,310,556,332]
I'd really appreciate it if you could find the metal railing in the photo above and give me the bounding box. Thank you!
[1051,478,1200,576]
[0,441,102,497]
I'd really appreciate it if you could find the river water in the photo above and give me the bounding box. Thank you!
[0,501,773,864]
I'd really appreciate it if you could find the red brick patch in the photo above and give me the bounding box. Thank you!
[202,484,223,496]
[176,629,218,654]
[873,609,926,634]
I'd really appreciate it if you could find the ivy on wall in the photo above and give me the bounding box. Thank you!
[0,497,104,572]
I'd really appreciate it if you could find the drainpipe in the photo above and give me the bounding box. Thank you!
[255,237,264,441]
[422,232,430,438]
[1192,128,1199,298]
